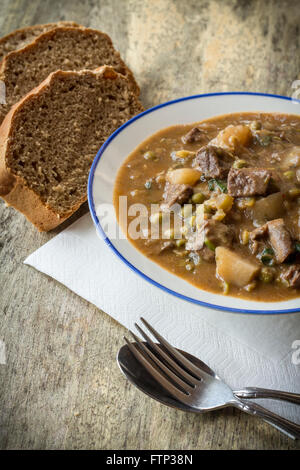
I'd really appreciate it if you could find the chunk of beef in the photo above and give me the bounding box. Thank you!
[199,246,216,262]
[186,231,204,252]
[186,240,215,262]
[186,219,234,257]
[228,168,272,197]
[249,223,268,254]
[250,224,268,241]
[192,145,232,179]
[267,219,294,263]
[204,219,234,247]
[249,218,294,263]
[281,265,300,288]
[161,182,193,210]
[182,127,204,144]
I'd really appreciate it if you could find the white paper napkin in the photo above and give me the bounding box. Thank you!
[25,213,300,423]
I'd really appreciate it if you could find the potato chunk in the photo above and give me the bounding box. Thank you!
[166,168,201,186]
[217,194,234,211]
[215,246,260,287]
[281,147,300,169]
[212,125,252,150]
[251,192,284,224]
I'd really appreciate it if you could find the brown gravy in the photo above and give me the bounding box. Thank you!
[114,112,300,302]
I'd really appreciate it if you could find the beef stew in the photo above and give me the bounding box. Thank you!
[113,112,300,301]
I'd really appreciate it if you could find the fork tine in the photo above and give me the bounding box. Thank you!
[141,317,202,380]
[129,330,194,393]
[124,337,190,402]
[134,323,199,386]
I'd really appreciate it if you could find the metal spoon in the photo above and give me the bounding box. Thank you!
[117,340,300,439]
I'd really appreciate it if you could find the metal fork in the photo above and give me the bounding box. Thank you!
[124,318,300,439]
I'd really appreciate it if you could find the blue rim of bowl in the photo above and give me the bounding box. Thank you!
[88,91,300,315]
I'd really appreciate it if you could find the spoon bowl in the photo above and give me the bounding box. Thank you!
[117,328,300,440]
[118,342,219,413]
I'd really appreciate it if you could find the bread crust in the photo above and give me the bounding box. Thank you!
[0,74,66,230]
[0,67,142,231]
[0,21,80,62]
[0,26,140,104]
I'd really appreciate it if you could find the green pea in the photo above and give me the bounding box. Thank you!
[283,170,295,180]
[232,159,247,169]
[204,238,216,251]
[259,267,274,283]
[143,151,156,160]
[250,120,262,130]
[192,192,205,204]
[288,188,300,199]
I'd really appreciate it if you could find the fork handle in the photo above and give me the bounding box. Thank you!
[234,398,300,439]
[234,387,300,405]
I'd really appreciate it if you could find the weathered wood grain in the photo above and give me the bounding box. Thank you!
[0,0,299,450]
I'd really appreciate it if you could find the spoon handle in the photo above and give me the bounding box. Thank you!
[234,398,300,439]
[234,387,300,405]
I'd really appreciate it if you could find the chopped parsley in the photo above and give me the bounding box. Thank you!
[260,247,275,266]
[208,179,228,193]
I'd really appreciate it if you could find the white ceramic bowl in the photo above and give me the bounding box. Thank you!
[88,92,300,314]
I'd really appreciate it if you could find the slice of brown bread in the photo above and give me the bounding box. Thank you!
[0,26,139,124]
[0,66,143,231]
[0,21,80,62]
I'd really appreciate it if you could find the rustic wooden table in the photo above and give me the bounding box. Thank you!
[0,0,299,450]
